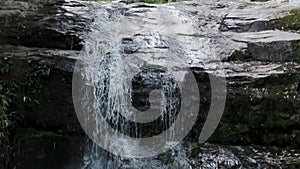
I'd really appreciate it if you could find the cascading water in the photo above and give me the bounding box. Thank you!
[72,4,195,169]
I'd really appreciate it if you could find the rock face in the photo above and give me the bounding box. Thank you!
[0,0,299,149]
[0,0,93,50]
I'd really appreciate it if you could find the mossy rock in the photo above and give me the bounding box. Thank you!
[269,9,300,33]
[209,73,300,148]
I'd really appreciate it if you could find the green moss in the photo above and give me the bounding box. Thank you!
[291,41,300,61]
[18,128,63,140]
[210,88,300,147]
[189,143,203,157]
[274,8,300,33]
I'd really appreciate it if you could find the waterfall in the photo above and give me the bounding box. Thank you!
[72,5,195,169]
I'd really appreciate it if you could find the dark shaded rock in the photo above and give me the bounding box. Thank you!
[247,40,300,62]
[209,72,300,147]
[0,0,94,50]
[8,129,85,169]
[188,143,300,169]
[0,55,81,133]
[223,31,300,62]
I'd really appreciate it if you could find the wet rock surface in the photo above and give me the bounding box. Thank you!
[188,143,300,169]
[7,134,300,169]
[0,0,94,50]
[2,0,298,144]
[0,0,300,168]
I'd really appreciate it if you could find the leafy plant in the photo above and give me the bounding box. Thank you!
[21,61,51,107]
[0,57,16,140]
[0,58,51,141]
[0,57,12,75]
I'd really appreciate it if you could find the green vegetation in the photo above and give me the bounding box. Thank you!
[274,8,300,33]
[0,58,52,169]
[0,57,16,140]
[0,57,51,141]
[18,128,63,140]
[22,60,51,107]
[210,94,300,148]
[0,83,17,139]
[188,143,203,157]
